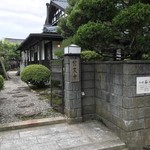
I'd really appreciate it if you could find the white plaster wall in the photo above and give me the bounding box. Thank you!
[20,51,26,72]
[31,50,34,61]
[38,45,40,60]
[28,50,30,61]
[41,41,45,60]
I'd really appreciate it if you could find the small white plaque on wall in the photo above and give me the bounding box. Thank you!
[136,77,150,94]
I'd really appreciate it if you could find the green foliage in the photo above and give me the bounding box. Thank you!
[81,50,103,62]
[21,64,51,87]
[113,3,150,59]
[67,0,118,33]
[62,37,75,47]
[0,40,20,70]
[66,0,77,14]
[113,3,150,30]
[57,0,77,38]
[51,80,61,87]
[57,17,74,38]
[77,0,118,21]
[0,75,4,89]
[0,40,20,60]
[75,22,114,52]
[126,0,150,5]
[54,49,64,59]
[54,37,75,58]
[58,0,150,60]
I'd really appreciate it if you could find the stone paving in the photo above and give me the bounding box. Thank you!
[0,71,63,124]
[0,120,127,150]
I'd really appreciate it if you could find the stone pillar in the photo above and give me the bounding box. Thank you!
[64,55,82,123]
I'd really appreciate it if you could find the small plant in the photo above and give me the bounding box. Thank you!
[0,75,4,89]
[54,49,64,59]
[21,64,51,87]
[81,50,103,62]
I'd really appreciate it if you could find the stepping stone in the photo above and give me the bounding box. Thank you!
[12,94,28,98]
[14,99,27,103]
[15,111,41,118]
[0,112,3,117]
[18,103,34,108]
[17,86,27,89]
[0,97,7,101]
[7,91,21,94]
[39,91,46,95]
[17,87,29,91]
[12,89,21,93]
[20,99,27,102]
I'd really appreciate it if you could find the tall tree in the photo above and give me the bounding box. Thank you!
[0,40,20,70]
[58,0,150,60]
[0,40,20,61]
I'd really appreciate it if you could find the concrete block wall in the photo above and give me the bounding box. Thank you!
[95,62,123,128]
[64,57,150,149]
[64,55,82,123]
[81,63,95,120]
[94,61,150,149]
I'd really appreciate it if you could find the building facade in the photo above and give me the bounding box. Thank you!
[17,0,68,71]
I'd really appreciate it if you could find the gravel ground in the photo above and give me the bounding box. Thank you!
[0,71,63,124]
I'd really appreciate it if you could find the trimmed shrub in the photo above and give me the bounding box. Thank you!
[21,64,51,87]
[81,50,103,62]
[0,75,4,89]
[54,49,64,59]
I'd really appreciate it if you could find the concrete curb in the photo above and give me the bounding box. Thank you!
[0,116,66,132]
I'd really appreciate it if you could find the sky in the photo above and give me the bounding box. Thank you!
[0,0,49,40]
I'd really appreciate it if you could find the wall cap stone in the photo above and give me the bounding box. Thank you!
[94,60,150,64]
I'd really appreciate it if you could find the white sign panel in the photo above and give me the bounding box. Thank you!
[136,77,150,94]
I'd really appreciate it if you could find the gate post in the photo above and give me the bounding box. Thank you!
[64,45,82,123]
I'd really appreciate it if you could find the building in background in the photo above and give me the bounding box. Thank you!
[4,38,24,44]
[17,0,68,71]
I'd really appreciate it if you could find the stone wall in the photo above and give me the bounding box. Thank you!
[81,63,95,120]
[95,61,150,150]
[64,56,150,149]
[64,55,82,123]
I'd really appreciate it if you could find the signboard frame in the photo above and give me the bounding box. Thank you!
[136,77,150,94]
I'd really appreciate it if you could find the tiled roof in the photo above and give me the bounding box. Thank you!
[43,25,58,33]
[52,0,68,11]
[4,38,24,44]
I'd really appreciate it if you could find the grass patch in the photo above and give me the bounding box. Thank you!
[52,97,62,105]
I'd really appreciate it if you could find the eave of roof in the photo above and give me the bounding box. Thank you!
[51,0,68,11]
[17,33,63,51]
[45,0,68,25]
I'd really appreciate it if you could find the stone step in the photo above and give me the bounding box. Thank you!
[0,117,66,131]
[63,139,127,150]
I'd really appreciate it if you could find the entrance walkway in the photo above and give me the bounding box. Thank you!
[0,121,127,150]
[0,71,63,124]
[0,71,128,150]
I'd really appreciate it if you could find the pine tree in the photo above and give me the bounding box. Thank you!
[58,0,150,60]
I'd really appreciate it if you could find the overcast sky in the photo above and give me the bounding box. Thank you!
[0,0,49,40]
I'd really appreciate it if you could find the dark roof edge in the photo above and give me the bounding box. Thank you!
[51,1,65,11]
[17,33,63,50]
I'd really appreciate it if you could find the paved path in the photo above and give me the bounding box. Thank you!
[0,71,63,123]
[0,71,127,150]
[0,121,127,150]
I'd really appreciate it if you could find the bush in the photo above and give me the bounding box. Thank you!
[0,75,4,89]
[21,64,51,87]
[81,50,103,62]
[54,49,64,59]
